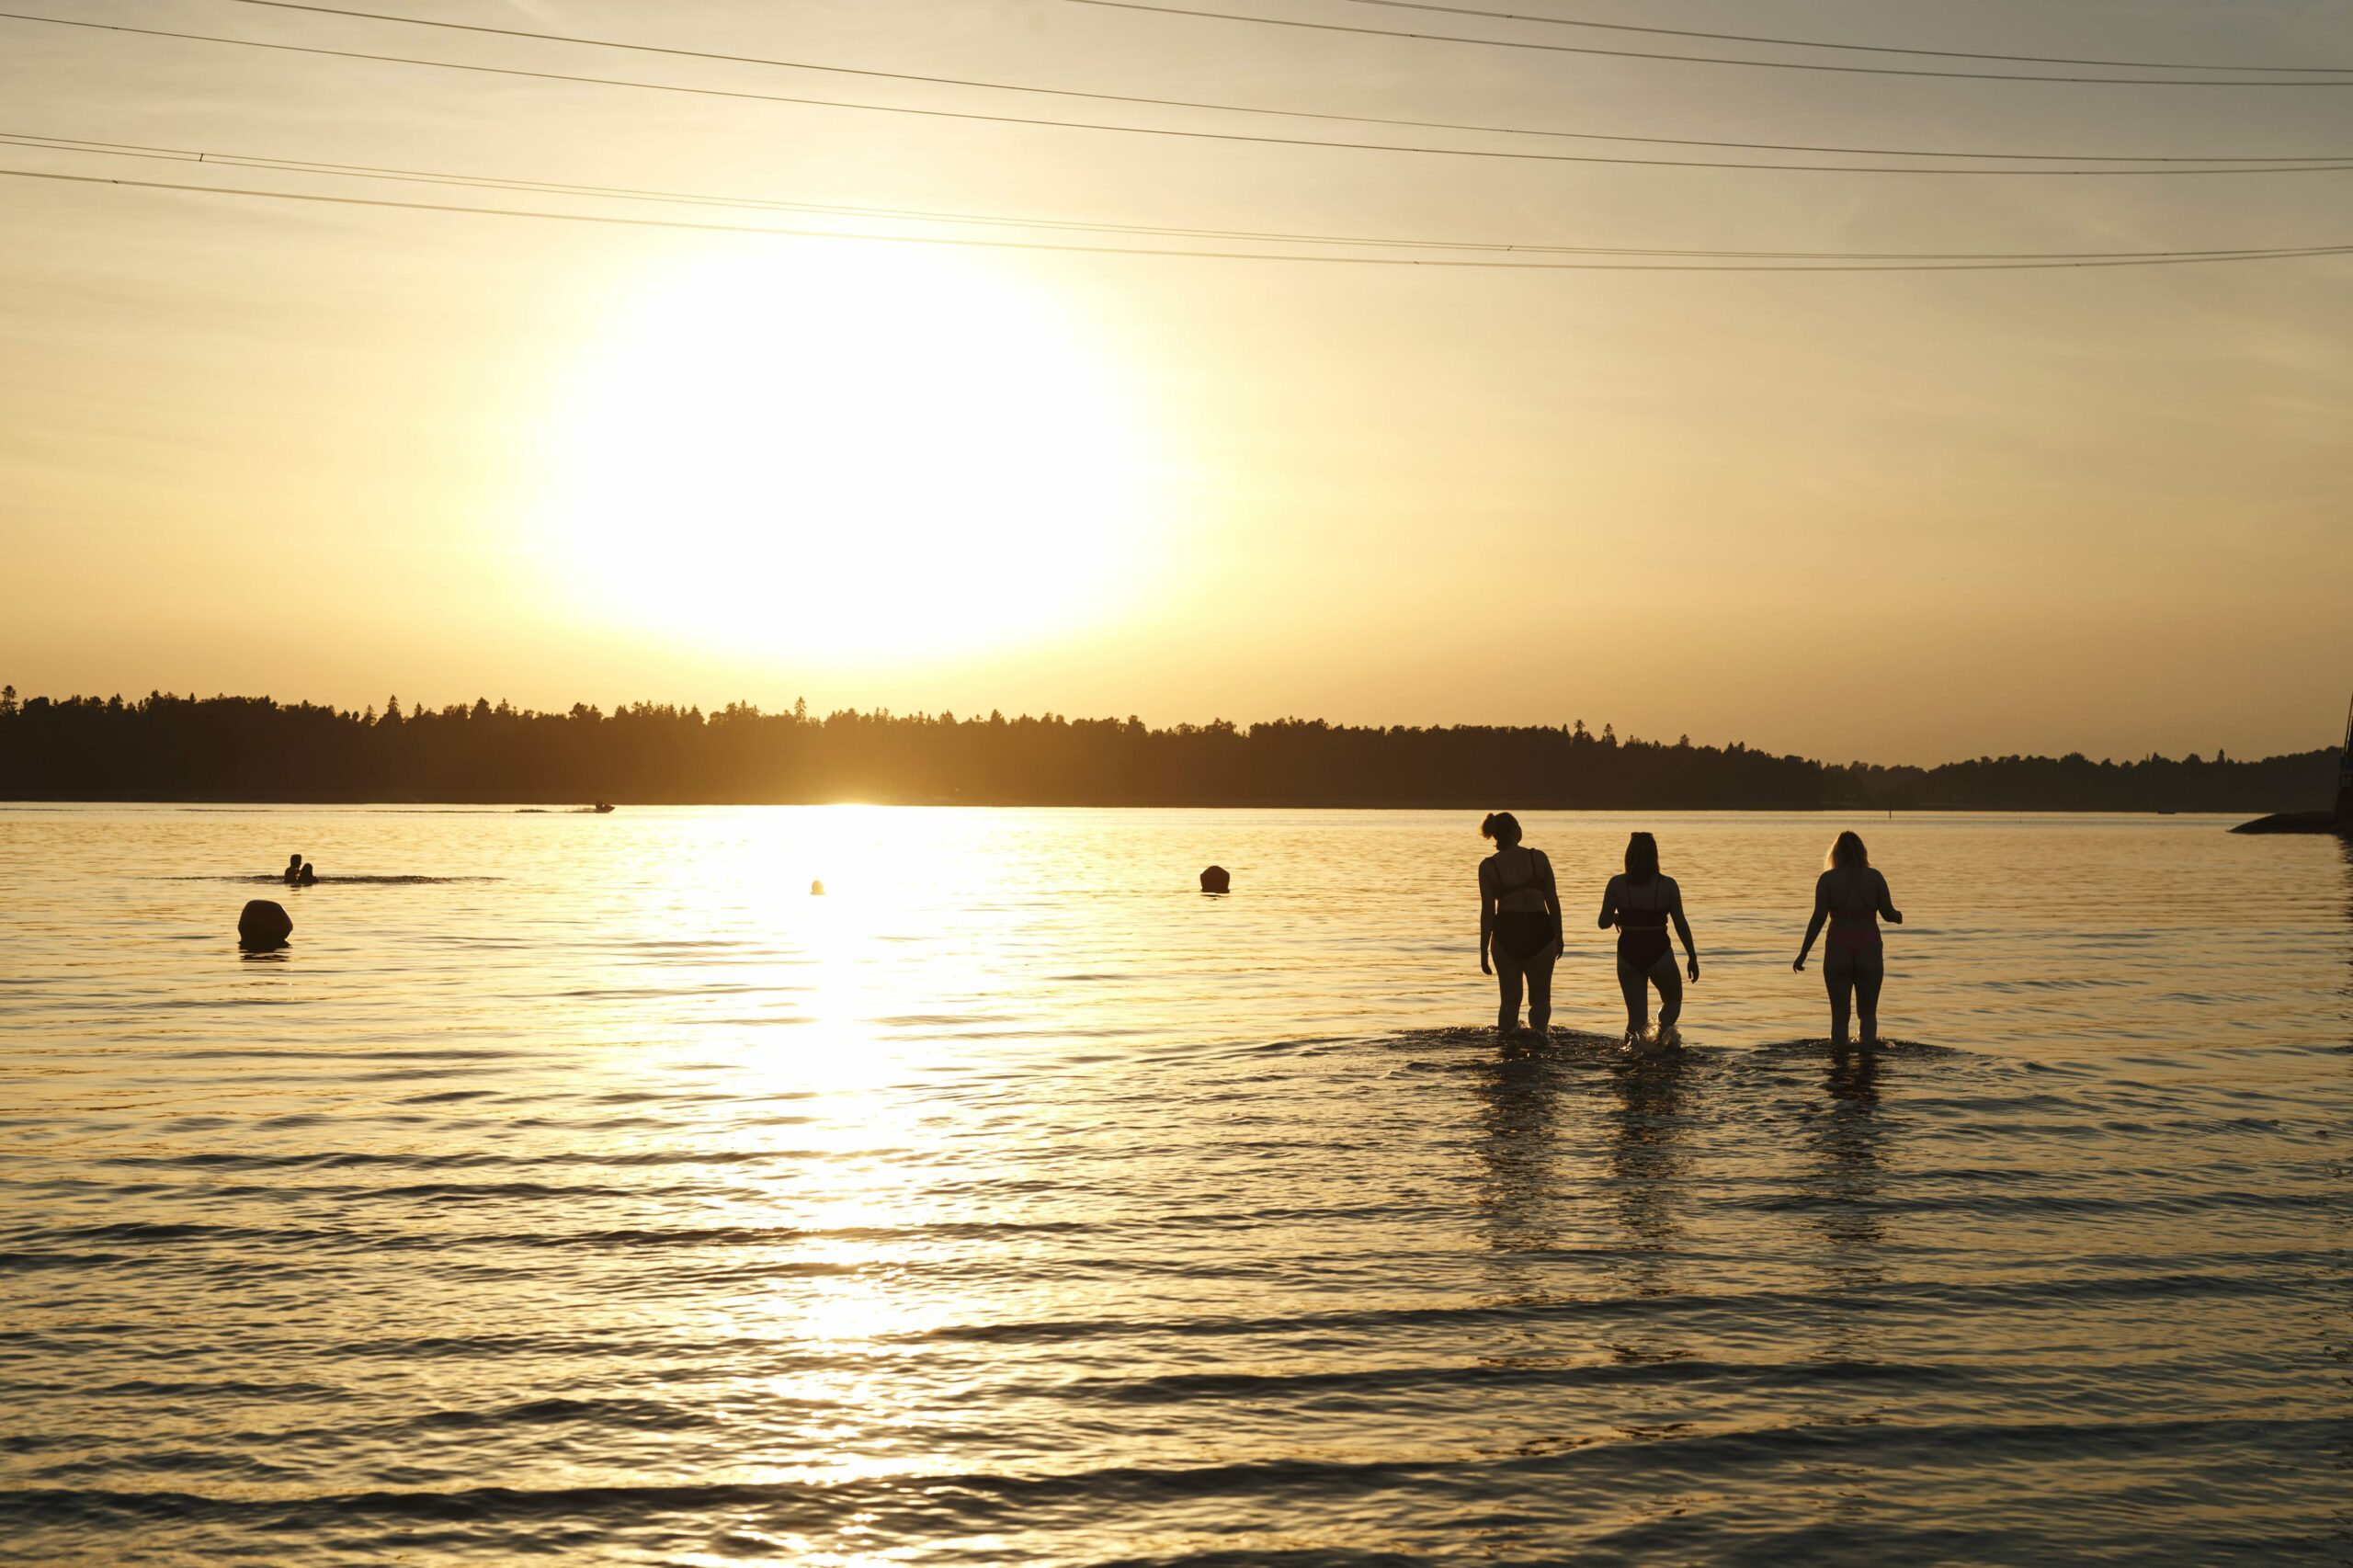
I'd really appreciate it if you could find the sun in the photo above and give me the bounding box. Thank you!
[535,242,1160,665]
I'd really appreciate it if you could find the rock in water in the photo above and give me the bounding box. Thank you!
[1199,865,1231,894]
[238,900,292,949]
[2229,812,2347,835]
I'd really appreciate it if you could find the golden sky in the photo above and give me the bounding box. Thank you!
[3,0,2348,763]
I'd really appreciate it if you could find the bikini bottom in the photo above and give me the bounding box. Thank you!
[1495,911,1556,960]
[1824,936,1883,985]
[1617,927,1672,972]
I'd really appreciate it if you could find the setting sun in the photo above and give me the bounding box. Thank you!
[534,244,1161,665]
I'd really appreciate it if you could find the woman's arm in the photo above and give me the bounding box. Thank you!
[1540,851,1563,950]
[1795,874,1829,970]
[1597,874,1620,930]
[1669,881,1699,981]
[1876,870,1904,924]
[1478,862,1495,973]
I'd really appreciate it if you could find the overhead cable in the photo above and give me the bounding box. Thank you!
[6,14,2351,176]
[180,0,2353,163]
[1063,0,2353,85]
[1333,0,2351,74]
[10,166,2353,271]
[12,131,2341,260]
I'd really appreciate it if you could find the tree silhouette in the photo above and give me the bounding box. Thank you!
[0,687,2334,811]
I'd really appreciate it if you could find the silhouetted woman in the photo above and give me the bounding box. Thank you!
[1598,832,1699,1043]
[1478,812,1563,1039]
[1794,830,1903,1046]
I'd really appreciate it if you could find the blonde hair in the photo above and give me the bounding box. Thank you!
[1825,831,1869,871]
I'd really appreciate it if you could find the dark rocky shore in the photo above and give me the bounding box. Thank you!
[2230,811,2349,835]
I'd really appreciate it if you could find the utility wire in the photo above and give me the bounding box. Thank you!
[1334,0,2351,74]
[197,0,2353,159]
[1063,0,2353,85]
[13,131,2338,260]
[8,13,2351,176]
[11,166,2353,271]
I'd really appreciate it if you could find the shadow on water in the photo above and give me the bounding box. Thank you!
[2340,836,2353,1026]
[1599,1045,1694,1301]
[1804,1047,1891,1287]
[1461,1036,1707,1409]
[1467,1042,1571,1259]
[2333,840,2353,1552]
[1464,1036,1699,1315]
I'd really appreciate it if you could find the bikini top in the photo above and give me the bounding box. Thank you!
[1617,874,1673,928]
[1491,849,1547,899]
[1826,870,1881,922]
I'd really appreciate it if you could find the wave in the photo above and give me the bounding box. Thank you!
[169,875,502,885]
[6,1412,2332,1528]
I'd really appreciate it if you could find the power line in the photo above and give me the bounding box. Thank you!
[13,131,2339,261]
[1063,0,2353,85]
[9,12,2351,177]
[198,0,2353,160]
[1333,0,2351,74]
[11,165,2353,271]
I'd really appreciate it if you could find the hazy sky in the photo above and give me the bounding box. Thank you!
[3,0,2348,764]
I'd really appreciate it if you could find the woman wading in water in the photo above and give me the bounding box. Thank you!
[1478,812,1563,1040]
[1793,830,1904,1046]
[1598,832,1699,1044]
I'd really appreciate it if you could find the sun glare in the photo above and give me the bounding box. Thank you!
[537,244,1161,664]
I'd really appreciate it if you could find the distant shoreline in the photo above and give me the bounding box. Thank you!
[1,691,2338,816]
[0,799,2305,817]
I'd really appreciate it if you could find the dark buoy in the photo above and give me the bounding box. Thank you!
[238,899,292,950]
[1199,865,1230,894]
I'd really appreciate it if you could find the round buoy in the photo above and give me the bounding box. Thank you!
[238,899,292,949]
[1199,865,1231,894]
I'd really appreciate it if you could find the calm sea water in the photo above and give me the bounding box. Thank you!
[1,806,2347,1565]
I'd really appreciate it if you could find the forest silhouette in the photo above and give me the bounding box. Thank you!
[0,687,2336,812]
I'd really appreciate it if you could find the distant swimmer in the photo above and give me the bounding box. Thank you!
[1598,832,1699,1045]
[1793,830,1904,1048]
[1477,812,1563,1040]
[295,862,317,886]
[283,853,302,885]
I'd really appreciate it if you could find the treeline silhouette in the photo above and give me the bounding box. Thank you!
[0,687,2336,812]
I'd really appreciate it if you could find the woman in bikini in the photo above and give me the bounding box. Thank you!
[1793,830,1904,1047]
[1598,832,1699,1043]
[1478,812,1563,1040]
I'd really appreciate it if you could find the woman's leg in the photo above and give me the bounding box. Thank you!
[1495,945,1526,1035]
[1616,958,1649,1037]
[1854,948,1886,1044]
[1824,949,1854,1044]
[1524,944,1557,1035]
[1651,952,1683,1031]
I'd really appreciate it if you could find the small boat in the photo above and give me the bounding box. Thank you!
[592,802,615,813]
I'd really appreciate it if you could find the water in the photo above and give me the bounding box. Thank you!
[2,806,2347,1565]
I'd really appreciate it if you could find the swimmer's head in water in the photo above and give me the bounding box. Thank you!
[1826,831,1870,871]
[1480,812,1521,846]
[1624,832,1660,884]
